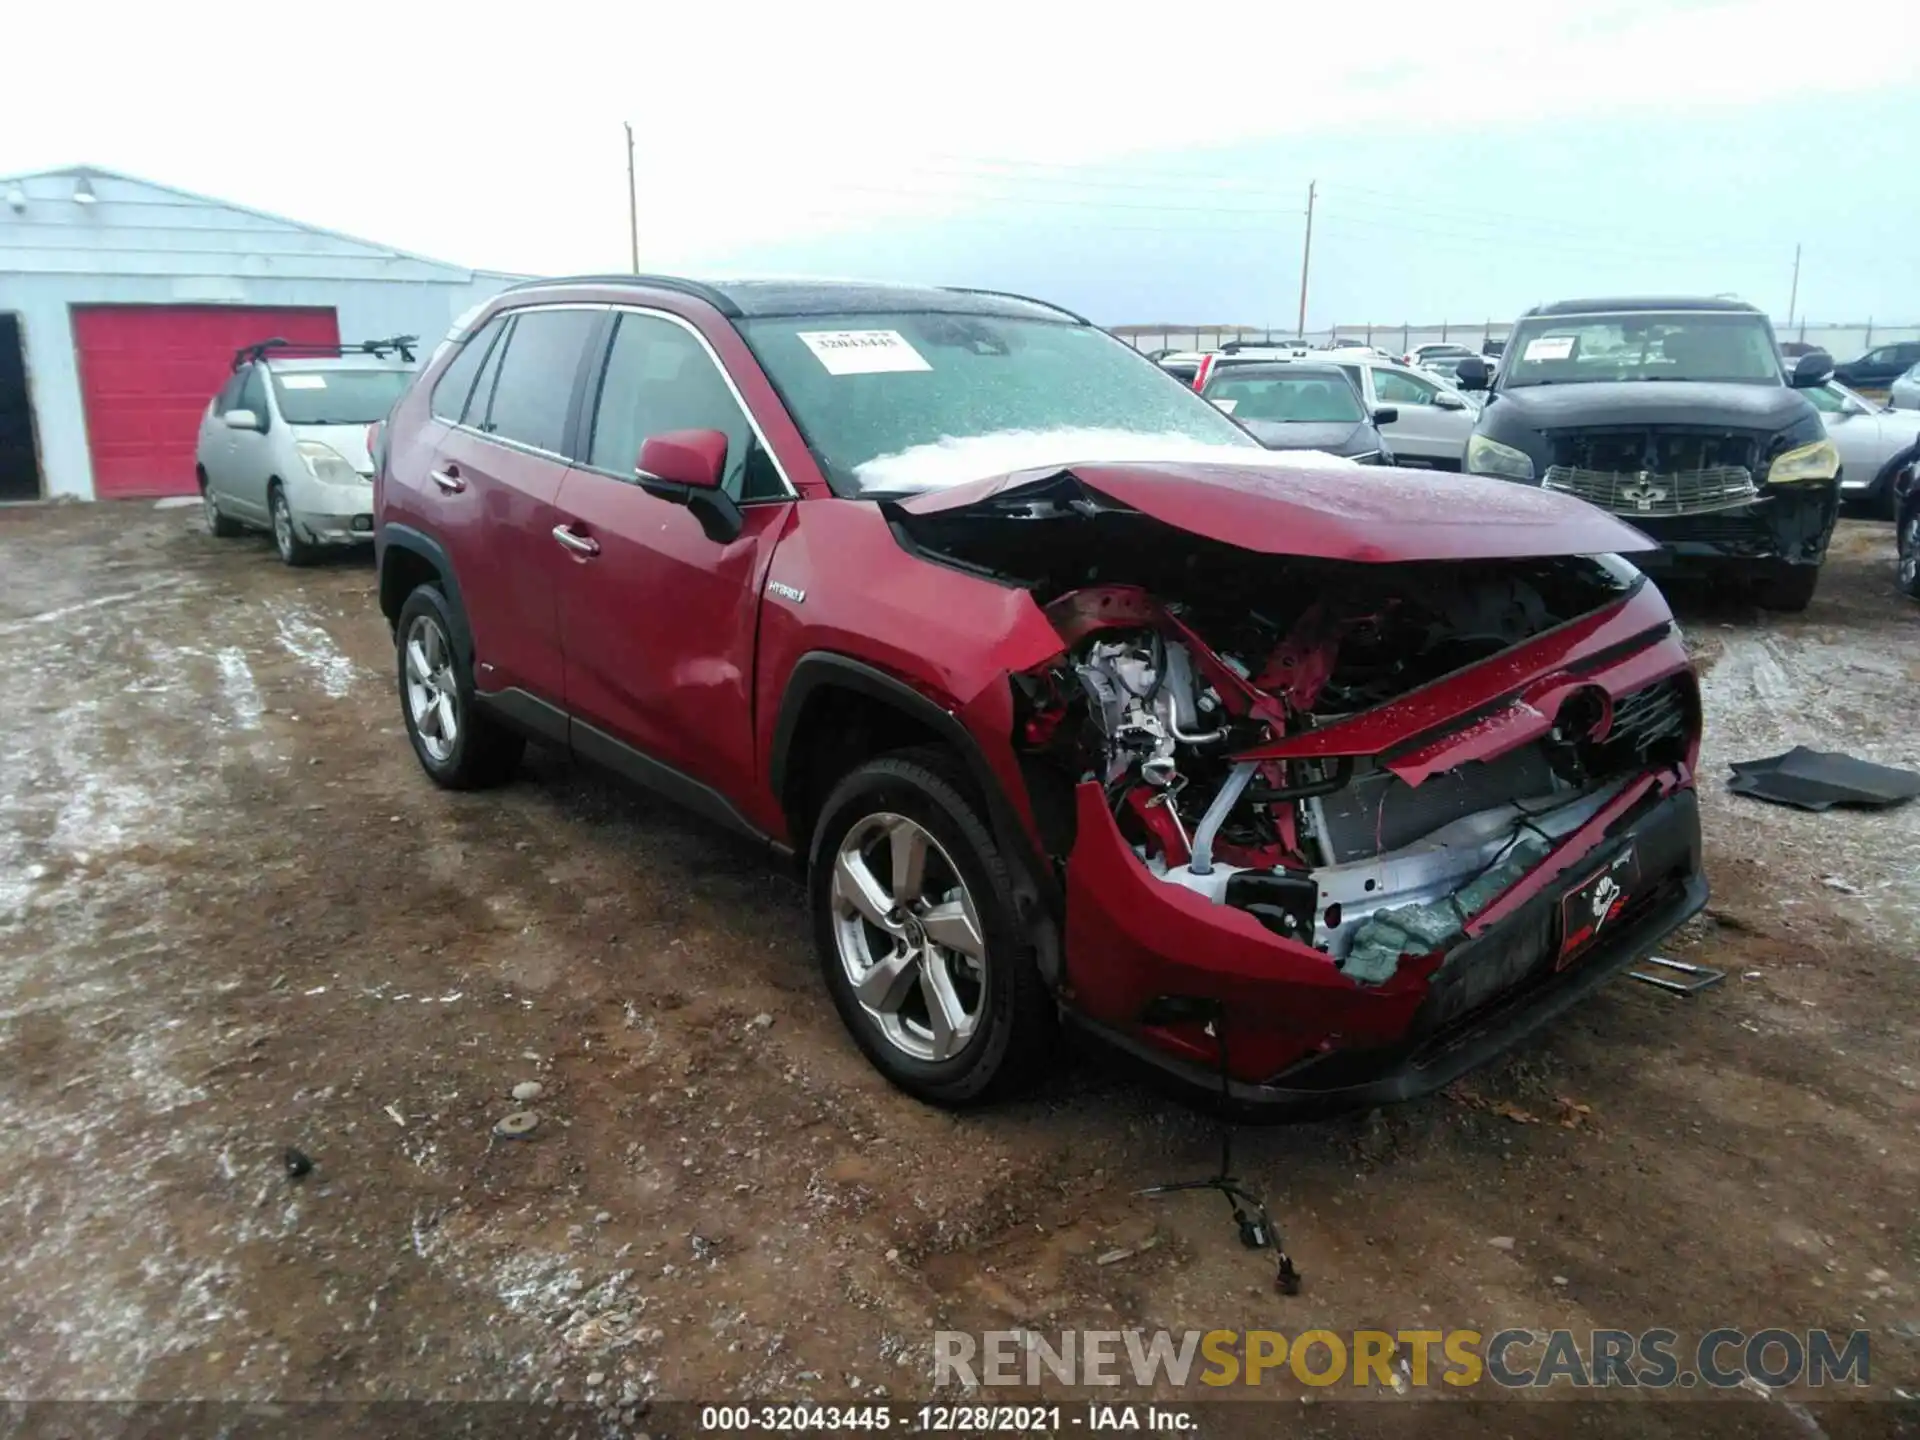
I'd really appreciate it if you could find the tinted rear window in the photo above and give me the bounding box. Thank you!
[431,318,506,423]
[483,309,600,454]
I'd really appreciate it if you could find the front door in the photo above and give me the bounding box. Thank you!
[225,364,277,522]
[552,309,794,796]
[1370,366,1470,467]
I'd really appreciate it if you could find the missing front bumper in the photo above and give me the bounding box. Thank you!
[1067,787,1704,1117]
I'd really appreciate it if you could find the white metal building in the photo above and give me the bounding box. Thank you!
[0,165,518,502]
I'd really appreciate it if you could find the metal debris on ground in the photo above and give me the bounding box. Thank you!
[1728,747,1920,811]
[493,1110,541,1139]
[1630,954,1727,995]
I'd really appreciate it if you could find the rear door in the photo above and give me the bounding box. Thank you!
[425,306,599,707]
[551,308,795,795]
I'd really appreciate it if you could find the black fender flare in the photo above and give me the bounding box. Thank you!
[377,523,473,662]
[770,652,1064,982]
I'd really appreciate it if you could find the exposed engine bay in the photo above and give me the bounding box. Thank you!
[892,486,1699,986]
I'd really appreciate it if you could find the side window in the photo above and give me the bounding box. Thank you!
[1338,364,1366,399]
[430,317,506,424]
[1374,370,1437,406]
[485,309,600,455]
[589,312,784,502]
[237,366,269,425]
[213,371,246,414]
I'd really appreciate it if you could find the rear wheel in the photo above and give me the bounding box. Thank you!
[200,469,241,538]
[270,482,319,567]
[1754,564,1820,613]
[395,584,523,789]
[810,748,1054,1106]
[1898,507,1920,600]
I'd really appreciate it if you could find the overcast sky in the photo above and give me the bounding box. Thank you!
[6,0,1917,328]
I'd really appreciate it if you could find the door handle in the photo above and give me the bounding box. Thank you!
[552,524,600,558]
[430,466,465,494]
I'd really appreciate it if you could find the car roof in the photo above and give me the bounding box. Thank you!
[499,273,1088,324]
[1208,361,1351,380]
[1521,296,1764,317]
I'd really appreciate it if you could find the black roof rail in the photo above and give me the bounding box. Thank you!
[937,286,1091,325]
[232,335,418,371]
[498,273,743,317]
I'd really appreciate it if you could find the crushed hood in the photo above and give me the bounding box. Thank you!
[896,461,1657,563]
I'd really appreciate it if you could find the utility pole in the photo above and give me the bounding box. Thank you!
[1786,242,1801,328]
[1296,179,1316,338]
[625,122,640,274]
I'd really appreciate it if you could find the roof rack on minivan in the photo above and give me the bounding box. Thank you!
[231,335,419,370]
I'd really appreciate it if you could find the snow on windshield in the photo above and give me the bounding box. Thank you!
[852,427,1355,492]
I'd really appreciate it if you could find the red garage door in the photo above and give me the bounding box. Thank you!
[72,305,340,498]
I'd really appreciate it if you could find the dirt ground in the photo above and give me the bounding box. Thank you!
[1,501,1916,1437]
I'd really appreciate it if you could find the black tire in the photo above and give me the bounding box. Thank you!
[269,481,320,568]
[1898,506,1920,600]
[200,468,243,538]
[1754,564,1821,613]
[394,584,524,789]
[809,747,1055,1106]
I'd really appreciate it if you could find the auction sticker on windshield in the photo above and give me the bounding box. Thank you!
[798,329,932,376]
[1523,336,1577,362]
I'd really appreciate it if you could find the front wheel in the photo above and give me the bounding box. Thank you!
[1754,564,1820,613]
[270,483,319,567]
[809,749,1055,1106]
[395,585,523,789]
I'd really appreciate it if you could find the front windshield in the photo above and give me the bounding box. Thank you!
[271,368,412,425]
[1501,311,1783,388]
[1206,370,1364,424]
[738,312,1257,495]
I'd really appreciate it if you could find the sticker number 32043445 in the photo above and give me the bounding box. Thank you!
[798,330,932,376]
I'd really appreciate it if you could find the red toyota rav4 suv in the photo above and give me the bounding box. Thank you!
[375,276,1706,1111]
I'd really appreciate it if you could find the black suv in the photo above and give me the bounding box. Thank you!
[1455,297,1837,611]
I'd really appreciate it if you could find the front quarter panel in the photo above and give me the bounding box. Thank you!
[753,499,1067,841]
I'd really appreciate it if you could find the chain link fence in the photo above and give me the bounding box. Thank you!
[1114,321,1920,359]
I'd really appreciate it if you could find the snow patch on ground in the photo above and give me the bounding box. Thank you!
[217,647,264,730]
[274,612,357,698]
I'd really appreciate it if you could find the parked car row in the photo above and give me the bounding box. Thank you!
[1157,345,1483,470]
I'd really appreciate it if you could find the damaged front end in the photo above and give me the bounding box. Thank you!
[892,467,1707,1106]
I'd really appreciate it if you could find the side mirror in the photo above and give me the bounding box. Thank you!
[1371,407,1400,426]
[223,408,261,431]
[1433,391,1468,410]
[1453,358,1492,391]
[1790,350,1834,388]
[636,428,741,544]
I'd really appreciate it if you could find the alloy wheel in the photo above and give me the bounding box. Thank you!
[404,613,460,764]
[830,812,986,1063]
[203,487,222,534]
[1903,514,1919,590]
